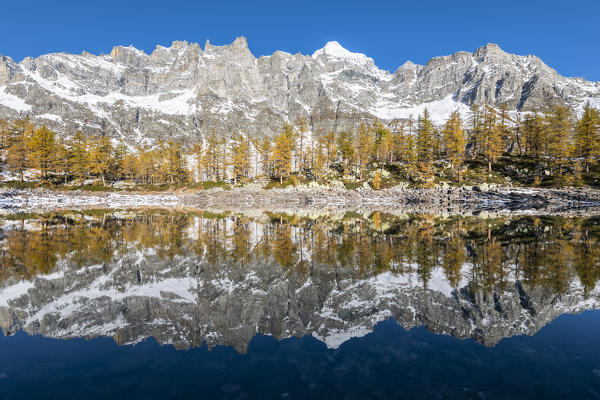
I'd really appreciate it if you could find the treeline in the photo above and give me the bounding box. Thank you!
[1,102,599,187]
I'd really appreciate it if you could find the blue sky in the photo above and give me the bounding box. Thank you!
[1,0,599,81]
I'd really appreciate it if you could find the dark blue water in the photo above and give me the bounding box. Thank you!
[1,312,599,400]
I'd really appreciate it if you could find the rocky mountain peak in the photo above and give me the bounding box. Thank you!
[312,41,373,65]
[0,39,598,145]
[109,45,149,67]
[473,42,505,59]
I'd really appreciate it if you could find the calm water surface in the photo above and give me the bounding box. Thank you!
[0,211,599,399]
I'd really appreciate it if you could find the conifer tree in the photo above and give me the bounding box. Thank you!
[442,111,466,182]
[230,133,250,185]
[468,104,483,157]
[29,125,56,181]
[272,124,295,184]
[163,139,187,184]
[373,120,393,164]
[7,118,34,182]
[391,120,406,162]
[201,130,221,182]
[69,130,89,181]
[523,111,546,179]
[295,117,309,177]
[257,135,272,177]
[416,109,435,164]
[0,118,9,150]
[322,131,337,170]
[311,139,327,179]
[121,153,137,181]
[479,105,503,172]
[355,122,374,179]
[55,139,71,184]
[136,145,156,184]
[574,103,600,173]
[337,130,355,177]
[545,106,571,174]
[497,103,513,152]
[88,135,113,186]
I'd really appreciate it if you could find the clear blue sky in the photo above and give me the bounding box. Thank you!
[1,0,599,81]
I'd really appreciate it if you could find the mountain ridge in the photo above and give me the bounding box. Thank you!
[1,37,599,146]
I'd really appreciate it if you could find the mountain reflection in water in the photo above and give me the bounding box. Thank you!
[0,211,599,352]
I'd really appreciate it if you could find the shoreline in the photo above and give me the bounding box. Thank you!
[2,186,600,217]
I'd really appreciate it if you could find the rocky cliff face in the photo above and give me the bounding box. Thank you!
[0,38,599,145]
[0,246,597,352]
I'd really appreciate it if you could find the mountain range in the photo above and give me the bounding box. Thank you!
[1,37,599,145]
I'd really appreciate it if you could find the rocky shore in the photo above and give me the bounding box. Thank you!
[2,185,600,216]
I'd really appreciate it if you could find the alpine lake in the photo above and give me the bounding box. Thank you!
[0,210,599,399]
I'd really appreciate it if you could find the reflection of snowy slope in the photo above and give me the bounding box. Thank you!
[0,248,598,353]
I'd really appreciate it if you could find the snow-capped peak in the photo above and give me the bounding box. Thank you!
[312,41,371,64]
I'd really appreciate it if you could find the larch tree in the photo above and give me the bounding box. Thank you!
[322,131,337,170]
[295,117,309,178]
[201,130,221,182]
[257,135,272,177]
[29,125,56,181]
[574,103,600,173]
[522,111,546,179]
[545,106,572,174]
[7,118,34,182]
[468,104,483,157]
[231,133,251,185]
[479,105,503,172]
[88,135,113,186]
[337,130,355,177]
[69,130,89,181]
[0,118,10,150]
[416,109,435,164]
[163,139,187,184]
[355,122,374,179]
[391,120,406,162]
[55,139,71,184]
[442,111,466,182]
[271,124,295,184]
[497,103,514,153]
